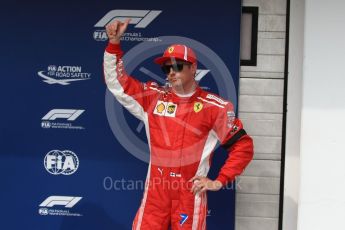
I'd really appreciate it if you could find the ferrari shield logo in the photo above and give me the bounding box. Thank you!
[168,46,174,53]
[194,102,203,113]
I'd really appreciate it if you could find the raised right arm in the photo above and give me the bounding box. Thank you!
[103,20,151,121]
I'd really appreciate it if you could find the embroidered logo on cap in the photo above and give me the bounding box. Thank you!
[168,47,174,53]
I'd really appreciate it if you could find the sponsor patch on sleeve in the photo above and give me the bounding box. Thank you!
[206,94,228,105]
[227,111,236,128]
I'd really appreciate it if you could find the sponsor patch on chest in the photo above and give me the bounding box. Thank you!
[153,100,177,117]
[206,94,228,105]
[193,102,203,113]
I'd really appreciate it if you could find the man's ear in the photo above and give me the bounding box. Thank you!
[191,63,197,76]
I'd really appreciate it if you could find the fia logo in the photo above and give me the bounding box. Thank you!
[44,150,79,175]
[41,121,51,128]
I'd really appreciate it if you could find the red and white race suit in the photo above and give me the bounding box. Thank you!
[104,43,254,230]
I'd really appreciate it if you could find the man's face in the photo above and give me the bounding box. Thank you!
[162,59,197,91]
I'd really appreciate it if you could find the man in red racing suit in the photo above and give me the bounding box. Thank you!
[104,20,254,230]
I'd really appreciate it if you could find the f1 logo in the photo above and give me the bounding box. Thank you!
[95,10,162,28]
[42,109,84,121]
[195,69,210,82]
[39,196,82,208]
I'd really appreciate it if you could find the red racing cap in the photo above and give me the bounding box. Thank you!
[154,44,197,65]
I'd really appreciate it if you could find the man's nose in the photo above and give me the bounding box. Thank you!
[168,68,176,75]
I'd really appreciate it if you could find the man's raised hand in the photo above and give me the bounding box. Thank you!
[105,19,131,44]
